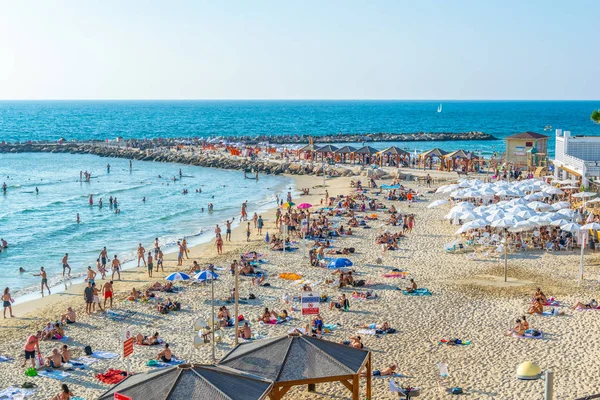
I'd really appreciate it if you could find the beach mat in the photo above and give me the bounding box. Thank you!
[91,351,119,359]
[402,288,432,296]
[0,356,13,362]
[38,369,71,380]
[0,386,36,399]
[148,358,185,368]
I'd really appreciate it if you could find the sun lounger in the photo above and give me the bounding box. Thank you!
[402,288,431,296]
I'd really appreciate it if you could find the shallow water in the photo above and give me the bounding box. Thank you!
[0,153,292,297]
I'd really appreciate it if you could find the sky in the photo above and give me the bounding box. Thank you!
[0,0,598,100]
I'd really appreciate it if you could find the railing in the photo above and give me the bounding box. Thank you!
[575,394,600,400]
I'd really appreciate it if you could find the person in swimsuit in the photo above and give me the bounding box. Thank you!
[156,248,164,272]
[92,283,103,312]
[2,287,14,318]
[257,215,264,235]
[22,331,41,368]
[96,258,106,279]
[182,238,189,259]
[103,281,113,309]
[61,344,71,363]
[137,243,146,268]
[154,238,160,256]
[147,251,153,278]
[177,241,184,266]
[60,307,76,324]
[246,222,251,242]
[225,219,233,241]
[46,348,62,368]
[572,299,598,309]
[99,247,108,272]
[52,384,73,400]
[34,266,51,296]
[111,255,121,281]
[156,343,173,363]
[84,282,94,315]
[62,253,71,277]
[237,322,251,339]
[86,266,96,285]
[216,233,223,255]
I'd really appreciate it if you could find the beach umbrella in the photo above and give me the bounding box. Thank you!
[560,222,581,233]
[265,232,270,243]
[580,223,600,230]
[556,209,576,218]
[491,219,514,229]
[572,192,597,198]
[528,201,553,212]
[552,201,571,210]
[550,219,571,227]
[560,185,579,190]
[297,203,312,209]
[528,215,553,226]
[282,201,295,208]
[509,220,535,232]
[166,272,190,281]
[193,270,218,282]
[544,187,564,195]
[428,199,449,209]
[328,258,353,269]
[524,193,544,201]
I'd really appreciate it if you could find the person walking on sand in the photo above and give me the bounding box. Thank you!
[111,255,121,281]
[177,241,184,266]
[253,212,258,229]
[156,248,164,272]
[216,233,223,255]
[22,331,41,368]
[147,251,153,278]
[2,287,15,318]
[92,283,103,312]
[246,222,251,242]
[137,243,146,268]
[103,281,113,309]
[225,218,233,241]
[84,282,93,314]
[62,253,71,277]
[34,266,51,296]
[257,215,264,235]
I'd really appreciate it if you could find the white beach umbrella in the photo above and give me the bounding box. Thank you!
[441,184,460,194]
[524,193,543,201]
[556,209,576,218]
[528,215,553,226]
[528,201,553,212]
[580,223,600,231]
[559,179,579,185]
[491,219,514,229]
[509,221,535,232]
[428,199,449,209]
[459,211,478,221]
[435,185,450,194]
[545,187,565,195]
[552,201,571,210]
[572,192,597,198]
[516,210,537,219]
[585,197,600,204]
[560,185,579,190]
[560,222,582,233]
[550,219,571,227]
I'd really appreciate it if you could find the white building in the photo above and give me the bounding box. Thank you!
[553,129,600,185]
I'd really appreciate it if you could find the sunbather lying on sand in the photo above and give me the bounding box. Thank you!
[135,332,160,345]
[572,299,598,309]
[360,363,398,377]
[357,322,390,330]
[149,282,173,292]
[251,274,267,286]
[341,336,364,349]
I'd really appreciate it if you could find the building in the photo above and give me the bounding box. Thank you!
[553,129,600,185]
[504,131,549,168]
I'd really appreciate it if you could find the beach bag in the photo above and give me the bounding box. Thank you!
[25,368,37,377]
[386,328,397,334]
[451,387,463,394]
[21,382,36,388]
[84,345,93,356]
[35,354,43,369]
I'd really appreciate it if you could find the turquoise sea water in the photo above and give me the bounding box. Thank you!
[1,100,599,155]
[0,153,292,298]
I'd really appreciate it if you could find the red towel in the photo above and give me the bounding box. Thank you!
[96,369,129,384]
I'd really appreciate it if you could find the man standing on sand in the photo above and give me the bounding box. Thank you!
[137,243,146,268]
[103,281,113,309]
[225,219,233,241]
[99,247,108,272]
[62,253,71,277]
[147,251,153,278]
[111,255,121,281]
[86,266,96,285]
[246,222,251,242]
[257,215,264,235]
[177,241,184,266]
[22,331,41,368]
[156,248,164,272]
[83,282,93,315]
[34,266,50,296]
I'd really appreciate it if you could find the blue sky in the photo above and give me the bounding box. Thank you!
[0,0,597,100]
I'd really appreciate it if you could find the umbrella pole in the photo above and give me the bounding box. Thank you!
[211,276,215,362]
[504,228,508,282]
[579,236,585,286]
[234,262,239,345]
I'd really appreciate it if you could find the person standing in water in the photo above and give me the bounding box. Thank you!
[106,163,110,173]
[35,187,39,195]
[76,213,80,224]
[2,287,15,318]
[62,253,71,277]
[137,243,146,268]
[89,195,93,206]
[99,247,108,272]
[129,159,132,171]
[34,266,51,296]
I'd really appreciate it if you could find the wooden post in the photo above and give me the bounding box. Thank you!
[234,259,239,345]
[352,375,359,400]
[307,383,315,392]
[366,352,372,399]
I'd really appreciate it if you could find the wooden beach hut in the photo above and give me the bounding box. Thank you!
[378,146,410,167]
[418,148,448,170]
[333,145,357,163]
[315,144,338,162]
[351,145,379,165]
[219,334,372,400]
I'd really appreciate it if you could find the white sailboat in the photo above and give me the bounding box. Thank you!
[437,103,442,113]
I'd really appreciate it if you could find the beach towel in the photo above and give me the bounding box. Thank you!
[0,386,36,399]
[352,292,377,300]
[513,330,544,339]
[402,288,432,296]
[439,339,471,346]
[373,372,404,378]
[542,308,562,316]
[357,329,377,335]
[91,351,119,359]
[260,316,291,325]
[96,369,128,384]
[0,356,13,362]
[74,357,99,366]
[38,369,71,380]
[383,272,408,278]
[147,358,185,368]
[544,297,560,306]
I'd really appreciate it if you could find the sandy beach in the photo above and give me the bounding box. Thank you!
[1,169,600,399]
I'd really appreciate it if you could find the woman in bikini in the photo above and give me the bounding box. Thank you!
[572,299,598,310]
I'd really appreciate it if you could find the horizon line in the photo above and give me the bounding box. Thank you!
[0,98,599,102]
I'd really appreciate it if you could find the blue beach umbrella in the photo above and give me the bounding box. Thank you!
[193,270,218,282]
[265,232,270,243]
[328,258,353,269]
[165,272,190,281]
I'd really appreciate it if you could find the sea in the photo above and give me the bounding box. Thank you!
[1,100,599,298]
